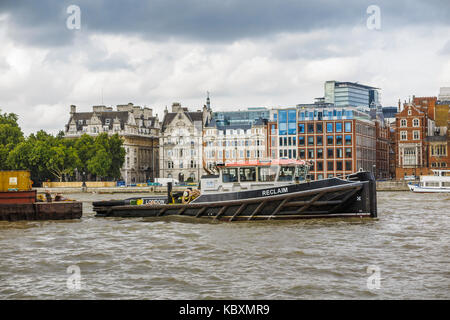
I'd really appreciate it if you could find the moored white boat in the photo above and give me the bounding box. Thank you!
[408,170,450,193]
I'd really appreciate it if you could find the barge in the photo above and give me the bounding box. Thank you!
[93,160,377,221]
[0,170,82,221]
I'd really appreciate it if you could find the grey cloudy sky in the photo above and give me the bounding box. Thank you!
[0,0,449,134]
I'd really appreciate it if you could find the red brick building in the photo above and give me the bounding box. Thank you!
[395,103,429,178]
[375,120,390,179]
[395,97,450,179]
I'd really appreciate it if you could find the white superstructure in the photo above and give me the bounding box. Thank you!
[408,170,450,193]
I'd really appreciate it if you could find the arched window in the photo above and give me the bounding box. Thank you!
[400,119,407,127]
[413,118,419,127]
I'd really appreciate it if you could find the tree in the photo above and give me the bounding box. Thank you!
[0,110,24,169]
[104,134,126,179]
[87,148,111,180]
[46,144,79,182]
[73,134,96,175]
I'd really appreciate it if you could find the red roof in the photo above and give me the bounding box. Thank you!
[221,159,307,167]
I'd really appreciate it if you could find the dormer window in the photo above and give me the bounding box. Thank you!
[408,109,412,115]
[105,119,110,125]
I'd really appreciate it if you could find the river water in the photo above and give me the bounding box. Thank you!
[0,191,448,300]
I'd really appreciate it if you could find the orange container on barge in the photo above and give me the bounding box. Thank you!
[0,170,82,221]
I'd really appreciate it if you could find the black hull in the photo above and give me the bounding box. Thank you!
[94,172,377,221]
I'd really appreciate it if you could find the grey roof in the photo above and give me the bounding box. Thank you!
[67,111,157,131]
[162,111,203,130]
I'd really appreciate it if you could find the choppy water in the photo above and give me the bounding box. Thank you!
[0,192,449,299]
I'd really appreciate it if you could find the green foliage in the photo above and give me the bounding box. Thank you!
[87,147,112,178]
[0,110,24,169]
[2,110,126,182]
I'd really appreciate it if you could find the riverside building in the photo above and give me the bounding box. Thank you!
[395,96,450,178]
[159,102,211,183]
[64,103,160,184]
[203,112,268,172]
[268,104,377,180]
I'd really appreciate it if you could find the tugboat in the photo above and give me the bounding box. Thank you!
[0,170,82,221]
[93,160,377,221]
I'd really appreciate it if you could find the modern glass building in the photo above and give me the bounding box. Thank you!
[324,81,380,108]
[212,107,270,126]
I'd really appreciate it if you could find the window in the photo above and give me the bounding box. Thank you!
[258,166,277,182]
[308,149,314,159]
[307,123,314,133]
[327,135,333,145]
[336,122,342,133]
[278,166,295,182]
[345,135,352,145]
[336,148,343,158]
[327,123,333,133]
[299,149,305,159]
[317,149,323,159]
[344,122,352,132]
[317,136,323,145]
[345,161,352,171]
[279,137,283,146]
[316,161,323,171]
[327,161,334,171]
[413,119,419,127]
[336,135,343,145]
[299,136,305,146]
[316,123,323,133]
[308,136,314,146]
[278,110,287,135]
[223,168,238,183]
[288,110,297,134]
[400,131,407,140]
[327,148,334,158]
[400,119,407,127]
[336,161,343,170]
[298,123,305,133]
[239,167,256,182]
[408,109,412,115]
[345,148,352,158]
[413,131,420,140]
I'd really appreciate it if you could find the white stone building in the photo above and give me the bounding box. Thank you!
[203,119,268,173]
[159,102,211,182]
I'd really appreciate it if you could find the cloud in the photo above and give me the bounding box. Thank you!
[1,0,450,48]
[0,1,449,136]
